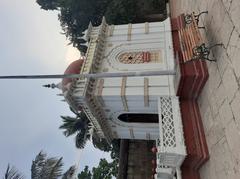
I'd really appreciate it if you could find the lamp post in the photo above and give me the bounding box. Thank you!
[0,70,176,80]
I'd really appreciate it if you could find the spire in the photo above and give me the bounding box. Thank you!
[42,82,63,90]
[42,84,51,88]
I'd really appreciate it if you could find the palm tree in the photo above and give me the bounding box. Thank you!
[3,151,77,179]
[36,0,61,10]
[59,111,92,149]
[31,151,63,179]
[92,132,111,152]
[4,164,24,179]
[62,166,76,179]
[59,109,112,151]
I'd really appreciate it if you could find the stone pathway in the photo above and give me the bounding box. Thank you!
[170,0,240,178]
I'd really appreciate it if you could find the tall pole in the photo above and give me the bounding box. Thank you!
[0,70,175,79]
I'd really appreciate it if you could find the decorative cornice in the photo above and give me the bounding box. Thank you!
[64,17,113,142]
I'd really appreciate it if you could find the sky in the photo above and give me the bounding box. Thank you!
[0,0,110,177]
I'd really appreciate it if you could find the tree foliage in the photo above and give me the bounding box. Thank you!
[4,151,77,179]
[92,159,117,179]
[77,166,91,179]
[105,0,137,25]
[59,112,91,149]
[78,159,118,179]
[36,0,167,53]
[62,166,77,179]
[91,133,111,152]
[59,109,120,178]
[31,151,63,179]
[4,164,24,179]
[109,139,120,160]
[59,110,120,160]
[36,0,60,10]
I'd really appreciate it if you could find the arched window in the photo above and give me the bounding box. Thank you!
[118,51,161,64]
[118,113,159,123]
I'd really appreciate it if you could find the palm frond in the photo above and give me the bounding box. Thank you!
[39,157,63,179]
[69,107,79,116]
[75,129,90,149]
[48,157,63,179]
[4,164,24,179]
[31,151,46,179]
[31,151,63,179]
[59,116,85,137]
[91,132,111,152]
[87,123,94,136]
[60,111,92,149]
[62,165,76,179]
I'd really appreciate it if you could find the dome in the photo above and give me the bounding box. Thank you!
[62,59,84,91]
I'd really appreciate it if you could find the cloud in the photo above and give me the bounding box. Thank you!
[0,0,70,74]
[0,1,111,178]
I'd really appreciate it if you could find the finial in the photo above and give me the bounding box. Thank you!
[43,82,62,89]
[42,84,51,88]
[42,83,57,89]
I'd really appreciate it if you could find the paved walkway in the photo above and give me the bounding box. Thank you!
[170,0,240,178]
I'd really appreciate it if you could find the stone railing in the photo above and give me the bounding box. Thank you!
[64,17,113,141]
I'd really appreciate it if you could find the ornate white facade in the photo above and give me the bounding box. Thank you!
[60,17,187,178]
[63,17,183,145]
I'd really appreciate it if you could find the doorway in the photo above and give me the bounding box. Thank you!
[118,113,159,123]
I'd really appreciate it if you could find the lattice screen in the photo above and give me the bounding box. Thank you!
[156,96,186,173]
[160,97,177,148]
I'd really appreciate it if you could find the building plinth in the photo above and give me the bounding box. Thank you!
[171,15,209,179]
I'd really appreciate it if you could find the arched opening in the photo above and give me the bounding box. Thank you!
[118,113,159,123]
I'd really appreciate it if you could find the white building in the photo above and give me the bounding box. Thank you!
[60,17,186,178]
